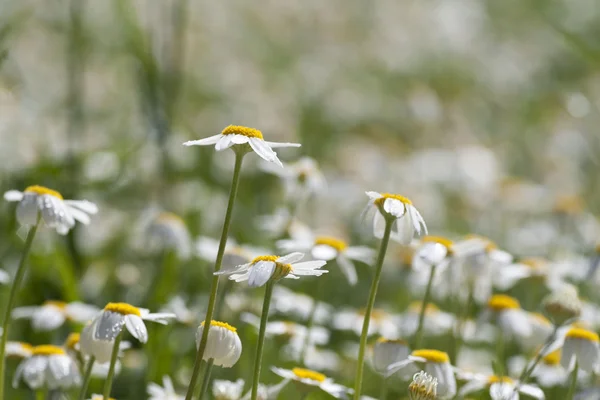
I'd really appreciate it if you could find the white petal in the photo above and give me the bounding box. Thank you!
[32,308,66,331]
[143,312,176,325]
[229,135,250,144]
[64,200,98,214]
[248,138,282,166]
[125,315,148,343]
[11,306,38,319]
[336,255,357,285]
[4,190,23,202]
[278,252,305,264]
[65,302,100,323]
[344,246,375,264]
[248,261,275,287]
[395,213,415,245]
[383,199,405,217]
[458,379,487,397]
[372,213,386,239]
[183,134,222,146]
[215,135,233,151]
[489,382,518,400]
[365,191,383,200]
[292,260,327,270]
[263,141,301,148]
[67,206,91,224]
[385,358,415,377]
[311,245,338,261]
[519,383,545,399]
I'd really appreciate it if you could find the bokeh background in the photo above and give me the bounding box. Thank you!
[1,0,600,399]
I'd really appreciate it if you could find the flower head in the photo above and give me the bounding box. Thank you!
[213,379,245,400]
[542,284,582,326]
[12,300,99,331]
[183,125,301,167]
[4,185,98,235]
[261,156,326,198]
[409,371,438,400]
[196,320,242,367]
[458,373,545,400]
[271,366,350,398]
[372,338,411,374]
[13,345,81,390]
[147,376,184,400]
[561,327,600,372]
[146,211,192,259]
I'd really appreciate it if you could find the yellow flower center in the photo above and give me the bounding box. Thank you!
[530,312,552,327]
[202,320,237,332]
[411,349,450,363]
[465,234,497,252]
[374,193,413,207]
[408,301,439,315]
[292,367,326,382]
[487,376,514,385]
[487,294,520,311]
[421,236,454,251]
[521,257,547,271]
[358,308,387,321]
[377,337,408,345]
[24,185,63,200]
[16,343,33,353]
[314,236,347,251]
[566,327,600,343]
[65,333,80,349]
[221,125,263,139]
[157,212,185,224]
[32,345,66,356]
[104,302,142,316]
[251,255,280,264]
[251,255,293,280]
[553,195,583,214]
[43,300,68,309]
[543,349,561,365]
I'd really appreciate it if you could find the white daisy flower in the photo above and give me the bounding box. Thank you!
[12,300,100,331]
[412,236,454,275]
[215,252,328,288]
[277,233,374,286]
[147,375,184,400]
[196,320,242,368]
[4,185,98,235]
[271,286,332,324]
[196,236,268,270]
[6,342,33,358]
[559,327,600,373]
[371,338,411,375]
[213,378,245,400]
[387,349,456,399]
[80,302,175,363]
[183,125,301,167]
[13,345,81,390]
[159,296,197,325]
[364,191,427,245]
[509,350,568,388]
[398,302,455,338]
[146,212,192,260]
[261,156,326,199]
[458,373,545,400]
[333,307,398,338]
[63,332,129,378]
[495,257,566,292]
[240,379,290,400]
[408,371,438,400]
[256,207,313,239]
[271,366,351,399]
[480,295,533,340]
[0,269,10,285]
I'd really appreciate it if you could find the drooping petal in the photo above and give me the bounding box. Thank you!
[64,200,98,214]
[215,135,233,151]
[519,383,546,399]
[248,138,282,167]
[125,315,149,343]
[292,260,327,271]
[248,261,276,287]
[263,141,301,149]
[383,198,405,218]
[278,252,305,264]
[336,255,357,285]
[229,134,250,144]
[183,134,222,146]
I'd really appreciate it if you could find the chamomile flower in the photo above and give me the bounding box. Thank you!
[147,376,184,400]
[364,191,427,244]
[271,286,332,324]
[412,236,454,273]
[215,253,328,288]
[183,125,301,167]
[196,320,242,367]
[277,233,374,285]
[146,212,192,260]
[495,257,565,292]
[4,185,98,235]
[261,156,326,199]
[196,236,268,270]
[80,302,175,363]
[409,371,438,400]
[398,302,455,338]
[387,349,456,398]
[371,338,411,375]
[481,295,532,340]
[0,269,9,284]
[213,378,245,400]
[12,300,99,331]
[271,366,351,398]
[560,327,600,372]
[13,345,81,390]
[509,350,568,387]
[333,307,398,338]
[159,296,197,325]
[458,374,545,400]
[6,342,33,358]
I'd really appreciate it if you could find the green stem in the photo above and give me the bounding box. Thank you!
[300,279,324,363]
[197,359,214,399]
[0,220,39,399]
[185,152,245,400]
[379,377,388,400]
[353,219,394,400]
[414,263,437,349]
[516,325,559,386]
[36,390,45,400]
[566,360,579,400]
[102,332,123,400]
[251,281,275,400]
[77,356,95,400]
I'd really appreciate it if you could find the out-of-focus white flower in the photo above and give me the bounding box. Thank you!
[215,253,327,288]
[213,378,245,400]
[255,207,313,239]
[4,185,98,235]
[542,284,582,326]
[6,342,33,359]
[146,212,192,259]
[277,233,374,286]
[372,338,411,375]
[364,191,427,245]
[271,366,350,398]
[560,327,600,372]
[480,295,532,340]
[408,371,438,400]
[196,320,242,368]
[12,300,99,331]
[13,345,80,390]
[271,286,332,324]
[159,296,197,325]
[240,379,290,400]
[183,125,301,167]
[509,350,567,387]
[333,307,398,338]
[0,269,10,285]
[261,156,326,199]
[302,347,341,372]
[196,236,267,270]
[458,373,544,400]
[412,236,454,274]
[387,349,456,398]
[147,376,184,400]
[495,257,565,292]
[80,302,175,363]
[398,302,454,338]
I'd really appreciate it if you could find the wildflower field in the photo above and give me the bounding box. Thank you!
[1,1,600,399]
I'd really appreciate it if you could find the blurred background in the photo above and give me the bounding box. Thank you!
[1,0,600,399]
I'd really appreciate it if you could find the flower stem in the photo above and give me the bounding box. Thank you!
[77,356,96,400]
[197,358,214,399]
[414,263,437,349]
[35,390,45,400]
[102,332,123,400]
[185,152,245,400]
[353,219,393,400]
[379,376,388,400]
[251,281,275,400]
[0,220,39,399]
[516,325,559,386]
[566,360,579,400]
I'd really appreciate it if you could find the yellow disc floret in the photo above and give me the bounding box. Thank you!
[251,255,280,264]
[543,349,561,365]
[411,349,450,363]
[487,376,514,385]
[421,236,454,251]
[43,300,68,309]
[292,367,326,382]
[408,301,439,315]
[566,327,600,343]
[156,212,185,224]
[377,337,408,345]
[32,345,66,356]
[374,193,413,207]
[104,302,142,317]
[487,294,520,311]
[221,125,263,139]
[202,320,237,332]
[24,185,63,200]
[65,333,80,350]
[315,236,347,251]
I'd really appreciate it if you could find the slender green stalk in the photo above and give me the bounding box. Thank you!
[516,325,559,387]
[0,220,40,398]
[353,219,394,400]
[77,356,96,400]
[185,152,245,400]
[566,360,579,400]
[36,390,45,400]
[413,263,437,349]
[102,332,123,400]
[197,359,214,399]
[251,281,275,400]
[379,377,388,400]
[300,278,324,363]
